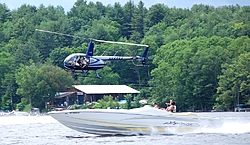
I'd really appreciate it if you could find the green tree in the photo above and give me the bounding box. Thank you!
[130,1,147,42]
[14,41,41,65]
[150,37,231,111]
[0,52,13,109]
[81,66,120,85]
[107,2,124,28]
[49,47,74,68]
[0,3,11,23]
[217,52,250,110]
[1,73,20,110]
[124,94,132,109]
[121,1,135,39]
[15,62,74,110]
[144,4,167,32]
[93,95,119,109]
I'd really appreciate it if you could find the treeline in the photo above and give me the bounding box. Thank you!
[0,0,250,111]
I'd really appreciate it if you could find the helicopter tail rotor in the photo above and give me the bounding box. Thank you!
[141,46,149,66]
[132,46,149,67]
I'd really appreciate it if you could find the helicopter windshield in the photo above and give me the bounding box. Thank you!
[64,54,91,68]
[64,54,80,66]
[65,54,77,62]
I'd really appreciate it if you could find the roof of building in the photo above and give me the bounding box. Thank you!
[55,92,76,99]
[72,85,140,94]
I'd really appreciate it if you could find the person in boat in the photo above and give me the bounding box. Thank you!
[166,101,176,112]
[166,100,173,107]
[153,102,159,109]
[165,99,172,110]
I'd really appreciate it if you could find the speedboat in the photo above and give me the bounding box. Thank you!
[49,105,223,136]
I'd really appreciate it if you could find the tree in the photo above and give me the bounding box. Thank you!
[217,52,250,110]
[144,4,167,32]
[81,66,120,85]
[0,52,13,109]
[121,1,135,39]
[0,3,11,23]
[1,73,20,110]
[13,41,41,65]
[2,2,250,111]
[93,95,119,109]
[49,47,74,68]
[130,1,147,42]
[106,2,124,27]
[149,36,232,111]
[15,61,74,110]
[124,94,132,109]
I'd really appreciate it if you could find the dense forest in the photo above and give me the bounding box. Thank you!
[0,0,250,112]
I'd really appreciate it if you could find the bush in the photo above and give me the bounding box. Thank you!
[132,95,142,108]
[16,102,26,111]
[93,95,119,109]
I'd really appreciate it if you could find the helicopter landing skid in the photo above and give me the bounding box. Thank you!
[132,60,148,67]
[81,70,101,78]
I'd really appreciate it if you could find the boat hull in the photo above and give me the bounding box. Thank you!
[49,106,222,135]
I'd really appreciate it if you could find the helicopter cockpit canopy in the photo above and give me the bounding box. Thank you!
[64,53,85,66]
[64,54,78,66]
[64,53,91,68]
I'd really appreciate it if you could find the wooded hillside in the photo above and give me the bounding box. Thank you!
[0,0,250,111]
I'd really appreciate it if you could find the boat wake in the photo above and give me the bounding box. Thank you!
[63,121,250,138]
[0,115,57,125]
[138,119,250,136]
[196,121,250,134]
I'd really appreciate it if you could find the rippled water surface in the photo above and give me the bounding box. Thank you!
[0,112,250,145]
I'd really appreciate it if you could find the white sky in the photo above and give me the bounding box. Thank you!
[0,0,249,12]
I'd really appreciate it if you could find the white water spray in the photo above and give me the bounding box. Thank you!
[0,116,57,125]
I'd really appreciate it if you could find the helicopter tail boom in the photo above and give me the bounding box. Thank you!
[86,42,94,56]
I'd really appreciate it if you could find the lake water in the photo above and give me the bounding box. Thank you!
[0,112,250,145]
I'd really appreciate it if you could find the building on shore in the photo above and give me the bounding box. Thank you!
[54,85,140,106]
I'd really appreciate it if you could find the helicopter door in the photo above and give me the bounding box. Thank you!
[80,57,90,68]
[84,57,90,65]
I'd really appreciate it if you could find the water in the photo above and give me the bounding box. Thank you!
[0,112,249,145]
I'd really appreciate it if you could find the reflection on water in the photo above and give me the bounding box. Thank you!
[0,112,250,145]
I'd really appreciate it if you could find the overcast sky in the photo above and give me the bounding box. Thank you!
[1,0,249,12]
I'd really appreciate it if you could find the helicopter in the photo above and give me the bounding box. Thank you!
[35,29,149,78]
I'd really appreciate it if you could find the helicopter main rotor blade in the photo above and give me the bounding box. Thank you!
[35,29,148,47]
[93,39,148,47]
[35,29,90,40]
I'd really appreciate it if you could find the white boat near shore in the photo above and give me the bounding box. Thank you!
[0,110,29,116]
[49,105,223,136]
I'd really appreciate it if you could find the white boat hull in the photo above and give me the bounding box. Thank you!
[49,106,222,135]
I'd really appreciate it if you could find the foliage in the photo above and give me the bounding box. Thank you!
[217,52,250,110]
[124,94,132,109]
[16,100,27,111]
[0,2,250,111]
[93,95,119,109]
[15,61,74,110]
[132,95,142,108]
